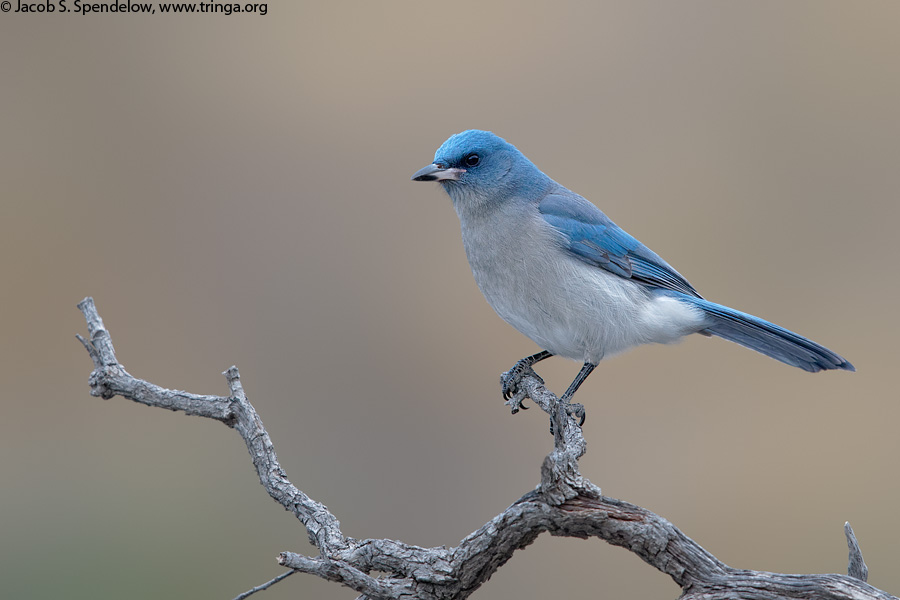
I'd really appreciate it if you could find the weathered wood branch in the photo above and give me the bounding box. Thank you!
[76,297,896,600]
[845,522,869,583]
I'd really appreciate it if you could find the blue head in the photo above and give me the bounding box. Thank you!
[412,130,551,209]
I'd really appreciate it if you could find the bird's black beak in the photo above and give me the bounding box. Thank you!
[411,163,465,182]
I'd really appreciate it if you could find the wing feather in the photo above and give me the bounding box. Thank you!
[538,194,701,298]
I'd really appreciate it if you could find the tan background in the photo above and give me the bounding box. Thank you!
[2,2,898,598]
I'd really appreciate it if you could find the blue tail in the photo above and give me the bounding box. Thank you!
[674,295,855,373]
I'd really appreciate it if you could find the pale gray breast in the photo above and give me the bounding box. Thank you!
[458,204,569,341]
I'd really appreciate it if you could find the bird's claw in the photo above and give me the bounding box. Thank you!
[501,359,544,400]
[502,360,545,415]
[500,368,522,400]
[558,387,587,426]
[549,402,586,435]
[566,402,586,426]
[505,393,529,415]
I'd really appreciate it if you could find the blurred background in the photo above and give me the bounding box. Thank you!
[1,2,898,598]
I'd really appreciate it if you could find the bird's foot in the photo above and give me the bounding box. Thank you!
[502,359,535,399]
[501,360,544,414]
[549,400,586,435]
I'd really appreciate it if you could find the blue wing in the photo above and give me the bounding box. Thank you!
[538,194,701,298]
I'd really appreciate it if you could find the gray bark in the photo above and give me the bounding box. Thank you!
[76,297,893,600]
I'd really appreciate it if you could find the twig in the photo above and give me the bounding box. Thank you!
[278,553,395,599]
[232,570,297,600]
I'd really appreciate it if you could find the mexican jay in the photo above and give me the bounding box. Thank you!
[412,130,853,414]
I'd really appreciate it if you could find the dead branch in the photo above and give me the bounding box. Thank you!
[76,297,895,600]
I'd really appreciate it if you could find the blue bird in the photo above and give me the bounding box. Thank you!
[412,130,853,421]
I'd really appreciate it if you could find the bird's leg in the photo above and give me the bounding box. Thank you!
[559,362,596,426]
[501,350,554,403]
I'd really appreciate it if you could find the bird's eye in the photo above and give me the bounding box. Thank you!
[464,154,480,167]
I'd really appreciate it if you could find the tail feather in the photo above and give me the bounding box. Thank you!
[676,295,855,373]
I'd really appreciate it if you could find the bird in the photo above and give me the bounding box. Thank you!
[412,130,853,422]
